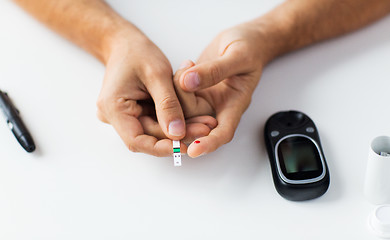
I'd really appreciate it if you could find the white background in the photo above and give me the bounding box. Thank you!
[1,1,390,239]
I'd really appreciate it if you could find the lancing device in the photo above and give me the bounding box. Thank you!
[0,90,36,153]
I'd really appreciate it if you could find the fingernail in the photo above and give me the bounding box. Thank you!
[179,60,192,70]
[168,119,185,137]
[184,72,200,90]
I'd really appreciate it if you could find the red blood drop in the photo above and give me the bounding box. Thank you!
[194,140,200,144]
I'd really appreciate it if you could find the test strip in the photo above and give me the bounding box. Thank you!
[173,140,181,166]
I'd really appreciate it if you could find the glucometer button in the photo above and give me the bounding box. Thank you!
[306,127,315,133]
[271,131,279,137]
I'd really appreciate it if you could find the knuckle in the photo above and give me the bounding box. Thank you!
[153,150,166,157]
[96,111,108,123]
[96,97,106,113]
[225,132,235,143]
[142,63,172,82]
[159,96,179,112]
[98,96,142,118]
[224,126,236,143]
[114,98,142,117]
[96,97,109,123]
[208,63,223,85]
[128,142,140,153]
[142,64,155,77]
[113,98,134,111]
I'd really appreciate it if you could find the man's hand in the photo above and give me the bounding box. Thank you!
[174,23,266,157]
[172,0,390,157]
[14,0,390,157]
[14,0,217,156]
[96,29,219,156]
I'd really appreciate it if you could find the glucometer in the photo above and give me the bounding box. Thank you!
[264,110,330,201]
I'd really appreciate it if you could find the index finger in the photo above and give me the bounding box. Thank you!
[186,103,244,157]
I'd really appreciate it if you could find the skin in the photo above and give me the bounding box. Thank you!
[13,0,217,156]
[14,0,390,157]
[174,0,390,157]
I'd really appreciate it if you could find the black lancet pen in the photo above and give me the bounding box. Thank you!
[0,90,36,152]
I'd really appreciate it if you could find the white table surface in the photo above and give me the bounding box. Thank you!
[1,1,390,239]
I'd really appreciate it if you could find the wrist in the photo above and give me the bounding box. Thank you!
[101,19,147,64]
[248,13,295,66]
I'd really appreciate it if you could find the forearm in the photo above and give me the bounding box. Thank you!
[13,0,141,63]
[255,0,390,64]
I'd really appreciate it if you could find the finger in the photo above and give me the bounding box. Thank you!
[186,104,243,158]
[182,122,213,145]
[140,115,217,143]
[185,115,218,130]
[96,110,109,123]
[179,43,251,91]
[174,60,214,118]
[184,115,218,144]
[110,112,187,156]
[144,71,186,140]
[139,115,166,139]
[131,135,188,156]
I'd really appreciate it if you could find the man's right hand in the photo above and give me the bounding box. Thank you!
[96,29,216,156]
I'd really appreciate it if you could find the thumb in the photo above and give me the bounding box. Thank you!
[174,60,214,118]
[179,51,248,91]
[146,77,186,140]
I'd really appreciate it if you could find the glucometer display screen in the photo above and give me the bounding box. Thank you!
[277,136,323,180]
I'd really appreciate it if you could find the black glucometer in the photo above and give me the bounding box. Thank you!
[264,110,330,201]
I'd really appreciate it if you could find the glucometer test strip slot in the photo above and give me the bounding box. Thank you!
[0,90,36,153]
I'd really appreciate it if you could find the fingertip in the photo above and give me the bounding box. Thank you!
[187,138,208,158]
[151,86,186,140]
[181,71,200,92]
[129,136,175,157]
[173,60,195,91]
[168,119,186,139]
[175,60,195,84]
[178,60,195,71]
